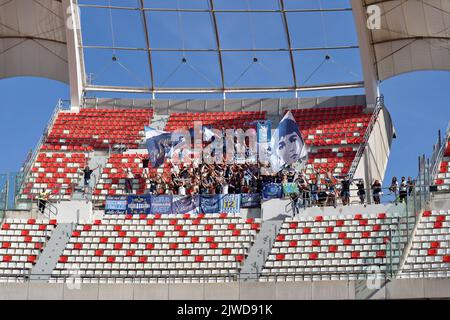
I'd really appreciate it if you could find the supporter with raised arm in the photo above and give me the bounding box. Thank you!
[136,153,149,180]
[80,165,99,193]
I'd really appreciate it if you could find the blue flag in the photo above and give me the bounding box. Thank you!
[144,126,172,167]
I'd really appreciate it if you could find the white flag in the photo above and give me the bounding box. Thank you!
[269,111,307,172]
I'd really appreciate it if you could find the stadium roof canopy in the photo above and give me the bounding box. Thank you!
[0,0,68,83]
[361,0,450,81]
[0,0,449,105]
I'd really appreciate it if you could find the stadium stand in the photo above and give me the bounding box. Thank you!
[292,105,371,182]
[50,214,261,283]
[46,108,152,149]
[90,105,372,200]
[260,212,411,281]
[0,218,57,281]
[400,210,450,278]
[92,152,172,202]
[164,111,267,131]
[19,148,90,200]
[18,108,153,201]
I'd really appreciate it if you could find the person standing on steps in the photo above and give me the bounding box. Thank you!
[80,165,99,194]
[124,167,134,194]
[37,189,51,214]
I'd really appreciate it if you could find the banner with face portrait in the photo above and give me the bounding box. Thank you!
[269,111,307,172]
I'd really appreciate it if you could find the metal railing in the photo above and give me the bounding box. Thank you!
[36,198,58,218]
[1,266,448,285]
[429,121,450,183]
[286,185,413,213]
[16,100,69,199]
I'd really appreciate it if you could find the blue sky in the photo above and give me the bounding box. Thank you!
[0,0,449,187]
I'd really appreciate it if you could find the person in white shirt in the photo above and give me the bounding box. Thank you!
[178,182,186,196]
[221,177,229,195]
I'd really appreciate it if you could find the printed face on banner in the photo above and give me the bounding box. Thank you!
[277,132,302,163]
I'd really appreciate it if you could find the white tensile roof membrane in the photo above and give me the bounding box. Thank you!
[364,0,450,81]
[0,0,68,83]
[0,0,449,91]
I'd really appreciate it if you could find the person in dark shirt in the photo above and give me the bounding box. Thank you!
[290,192,300,216]
[296,174,309,208]
[372,180,382,204]
[317,188,328,207]
[407,177,414,196]
[340,175,351,206]
[389,177,398,196]
[80,165,98,194]
[286,167,296,183]
[309,178,319,206]
[356,179,366,205]
[148,177,157,194]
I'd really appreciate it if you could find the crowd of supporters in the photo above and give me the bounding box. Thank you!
[81,154,417,210]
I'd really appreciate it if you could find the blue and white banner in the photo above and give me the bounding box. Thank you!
[200,194,222,214]
[257,121,272,143]
[269,111,307,172]
[220,194,241,214]
[150,195,173,214]
[203,126,220,141]
[283,182,299,195]
[240,193,262,208]
[263,183,283,200]
[126,195,152,215]
[144,126,172,168]
[106,196,127,214]
[172,195,200,215]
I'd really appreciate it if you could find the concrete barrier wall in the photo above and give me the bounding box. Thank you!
[0,279,447,300]
[371,278,450,299]
[354,105,394,190]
